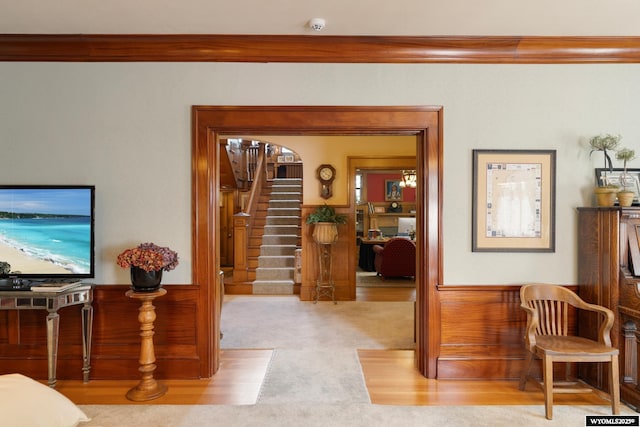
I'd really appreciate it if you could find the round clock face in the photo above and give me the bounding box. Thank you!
[319,166,334,181]
[391,202,399,209]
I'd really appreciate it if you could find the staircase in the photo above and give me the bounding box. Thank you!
[252,178,302,294]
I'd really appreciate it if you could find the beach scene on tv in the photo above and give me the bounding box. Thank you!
[0,188,93,277]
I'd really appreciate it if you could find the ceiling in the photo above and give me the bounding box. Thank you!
[1,1,639,36]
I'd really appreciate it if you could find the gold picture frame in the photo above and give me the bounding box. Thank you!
[472,149,556,252]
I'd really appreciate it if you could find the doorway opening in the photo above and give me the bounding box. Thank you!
[192,105,442,379]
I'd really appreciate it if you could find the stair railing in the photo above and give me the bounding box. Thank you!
[233,143,267,281]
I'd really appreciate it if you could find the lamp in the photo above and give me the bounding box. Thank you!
[400,170,417,188]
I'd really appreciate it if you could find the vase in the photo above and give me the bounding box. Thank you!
[594,187,618,207]
[130,267,163,292]
[312,222,338,245]
[618,191,635,207]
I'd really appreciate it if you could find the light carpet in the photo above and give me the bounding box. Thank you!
[79,403,636,427]
[221,295,412,404]
[78,295,636,427]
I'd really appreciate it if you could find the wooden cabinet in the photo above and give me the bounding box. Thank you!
[577,207,640,409]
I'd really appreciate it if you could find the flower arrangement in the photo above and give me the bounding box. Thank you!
[116,242,179,272]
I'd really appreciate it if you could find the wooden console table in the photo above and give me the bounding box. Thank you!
[125,288,167,401]
[0,285,93,388]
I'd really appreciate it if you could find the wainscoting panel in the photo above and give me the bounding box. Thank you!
[0,285,202,381]
[437,284,579,379]
[437,285,528,379]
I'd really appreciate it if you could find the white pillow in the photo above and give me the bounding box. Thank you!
[0,373,90,427]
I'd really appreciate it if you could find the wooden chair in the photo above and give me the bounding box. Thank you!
[519,284,620,420]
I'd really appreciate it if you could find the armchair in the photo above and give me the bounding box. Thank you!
[519,284,620,420]
[372,238,416,279]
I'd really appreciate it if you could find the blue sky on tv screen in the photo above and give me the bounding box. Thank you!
[0,188,91,216]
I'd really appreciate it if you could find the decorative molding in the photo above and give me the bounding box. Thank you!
[1,35,640,63]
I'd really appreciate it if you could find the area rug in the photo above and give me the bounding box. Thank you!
[219,296,415,350]
[257,348,371,404]
[79,403,637,427]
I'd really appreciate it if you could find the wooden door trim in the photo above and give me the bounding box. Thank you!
[192,105,443,378]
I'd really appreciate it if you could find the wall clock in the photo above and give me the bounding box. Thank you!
[317,164,336,199]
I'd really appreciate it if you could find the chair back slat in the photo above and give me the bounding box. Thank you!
[530,299,569,337]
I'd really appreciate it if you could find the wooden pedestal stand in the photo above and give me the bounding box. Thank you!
[125,288,168,401]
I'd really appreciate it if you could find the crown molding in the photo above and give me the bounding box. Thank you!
[1,34,640,63]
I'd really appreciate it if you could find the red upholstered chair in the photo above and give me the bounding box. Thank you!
[372,238,416,279]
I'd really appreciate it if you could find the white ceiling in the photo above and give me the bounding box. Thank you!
[1,0,639,36]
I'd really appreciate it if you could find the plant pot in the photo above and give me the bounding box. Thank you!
[594,187,618,207]
[618,190,635,207]
[312,222,338,244]
[130,267,163,292]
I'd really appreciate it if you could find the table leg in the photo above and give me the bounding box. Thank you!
[81,301,93,383]
[45,311,60,388]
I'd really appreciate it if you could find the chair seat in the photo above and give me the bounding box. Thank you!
[536,335,619,357]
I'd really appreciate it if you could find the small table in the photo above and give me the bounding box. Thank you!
[125,288,168,401]
[358,238,389,272]
[0,286,93,388]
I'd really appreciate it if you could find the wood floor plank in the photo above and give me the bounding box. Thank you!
[54,288,614,409]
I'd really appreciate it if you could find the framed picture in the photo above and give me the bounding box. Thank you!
[472,149,556,252]
[385,180,403,201]
[284,154,294,162]
[595,168,640,205]
[277,155,285,162]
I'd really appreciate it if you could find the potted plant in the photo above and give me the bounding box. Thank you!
[589,133,621,172]
[306,203,348,244]
[117,242,179,292]
[616,147,637,207]
[589,134,622,207]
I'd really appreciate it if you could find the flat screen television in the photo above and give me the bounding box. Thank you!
[0,185,95,281]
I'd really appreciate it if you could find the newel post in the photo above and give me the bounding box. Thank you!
[233,212,250,282]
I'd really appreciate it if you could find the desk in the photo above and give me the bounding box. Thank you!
[0,286,93,388]
[358,238,389,272]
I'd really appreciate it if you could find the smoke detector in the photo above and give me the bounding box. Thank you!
[309,18,326,31]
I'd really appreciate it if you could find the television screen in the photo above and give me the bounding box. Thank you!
[0,186,95,280]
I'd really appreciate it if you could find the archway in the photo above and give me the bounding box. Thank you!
[192,105,442,378]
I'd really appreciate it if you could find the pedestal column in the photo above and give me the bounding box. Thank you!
[125,288,168,401]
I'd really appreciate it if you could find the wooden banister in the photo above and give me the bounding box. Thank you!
[233,143,267,281]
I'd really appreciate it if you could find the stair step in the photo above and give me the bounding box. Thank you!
[257,255,295,267]
[265,215,300,225]
[264,225,300,235]
[270,192,302,201]
[266,207,301,216]
[252,280,295,295]
[261,234,298,245]
[270,186,302,193]
[269,200,302,208]
[260,245,298,256]
[255,267,295,280]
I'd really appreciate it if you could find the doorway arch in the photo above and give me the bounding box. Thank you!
[192,105,443,378]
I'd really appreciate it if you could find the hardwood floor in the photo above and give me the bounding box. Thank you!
[55,288,612,408]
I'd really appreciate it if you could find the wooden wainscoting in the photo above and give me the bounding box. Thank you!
[437,284,579,379]
[0,285,202,381]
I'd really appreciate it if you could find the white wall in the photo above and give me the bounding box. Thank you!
[1,62,639,285]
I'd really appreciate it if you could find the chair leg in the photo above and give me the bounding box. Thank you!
[542,355,554,420]
[519,352,533,391]
[610,355,620,415]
